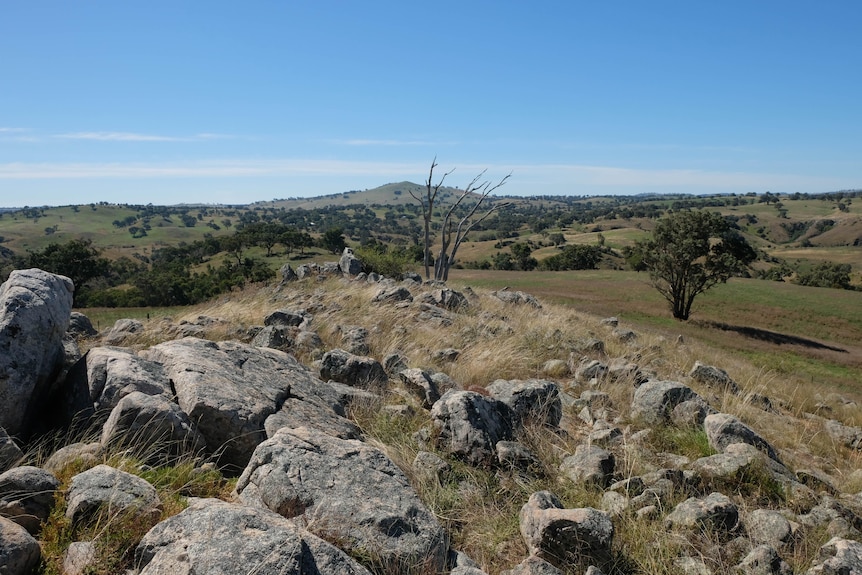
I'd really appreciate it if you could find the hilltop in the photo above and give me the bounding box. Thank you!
[2,263,862,574]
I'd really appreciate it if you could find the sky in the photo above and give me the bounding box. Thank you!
[1,1,860,207]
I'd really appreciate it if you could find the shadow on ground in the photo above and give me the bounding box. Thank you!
[695,320,848,353]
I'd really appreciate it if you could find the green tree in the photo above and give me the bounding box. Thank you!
[321,227,347,254]
[633,210,756,320]
[795,262,853,289]
[25,239,110,306]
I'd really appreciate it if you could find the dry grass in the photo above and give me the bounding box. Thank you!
[55,272,862,574]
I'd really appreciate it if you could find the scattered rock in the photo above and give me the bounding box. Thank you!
[432,347,461,362]
[496,441,542,473]
[746,509,795,546]
[805,537,862,575]
[277,262,298,283]
[264,308,310,328]
[501,555,563,575]
[704,413,780,462]
[412,450,451,484]
[665,492,738,532]
[0,466,60,534]
[430,390,512,466]
[63,541,97,575]
[690,361,740,395]
[734,544,792,575]
[518,490,613,569]
[0,515,41,575]
[560,445,615,487]
[102,318,144,345]
[65,464,161,524]
[319,348,387,388]
[339,247,363,276]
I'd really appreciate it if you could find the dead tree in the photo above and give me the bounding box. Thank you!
[409,157,454,280]
[434,170,511,281]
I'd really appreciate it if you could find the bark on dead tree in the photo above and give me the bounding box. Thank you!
[433,170,510,281]
[409,157,453,280]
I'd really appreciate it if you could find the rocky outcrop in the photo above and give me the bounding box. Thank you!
[806,537,862,574]
[560,445,616,487]
[689,361,740,394]
[0,427,22,473]
[102,318,144,345]
[235,426,447,573]
[703,413,781,462]
[99,391,206,461]
[665,492,739,532]
[142,338,342,471]
[430,390,512,466]
[136,498,372,575]
[0,269,74,438]
[339,247,363,276]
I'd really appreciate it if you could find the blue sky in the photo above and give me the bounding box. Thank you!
[1,1,860,207]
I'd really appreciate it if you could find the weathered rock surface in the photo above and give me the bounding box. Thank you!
[100,391,206,460]
[235,426,447,573]
[0,465,59,534]
[67,311,98,338]
[319,348,387,388]
[805,537,862,574]
[102,318,144,345]
[704,413,780,462]
[372,285,413,304]
[746,509,795,546]
[0,427,22,473]
[630,380,701,425]
[73,346,173,414]
[501,556,564,575]
[519,491,613,569]
[560,444,615,487]
[339,247,363,276]
[399,368,441,409]
[665,492,739,532]
[136,498,372,575]
[65,464,161,524]
[0,515,41,575]
[264,308,311,328]
[0,269,74,438]
[492,289,541,308]
[142,338,338,470]
[487,379,562,429]
[735,544,792,575]
[689,361,740,394]
[430,390,512,466]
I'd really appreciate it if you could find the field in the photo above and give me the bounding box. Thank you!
[449,269,862,394]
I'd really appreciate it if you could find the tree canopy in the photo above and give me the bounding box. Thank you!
[633,210,757,320]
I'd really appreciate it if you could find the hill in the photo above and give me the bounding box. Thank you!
[4,266,862,574]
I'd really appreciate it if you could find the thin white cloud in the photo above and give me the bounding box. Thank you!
[52,131,237,142]
[335,138,452,147]
[0,127,28,133]
[0,159,853,195]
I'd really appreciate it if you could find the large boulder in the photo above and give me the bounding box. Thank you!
[518,491,613,570]
[102,318,144,345]
[68,346,173,415]
[235,426,447,573]
[0,466,59,534]
[430,390,513,466]
[630,380,701,425]
[100,391,206,461]
[0,269,74,438]
[399,368,441,409]
[136,498,372,575]
[142,338,345,471]
[486,379,562,429]
[689,362,740,395]
[0,515,41,575]
[65,465,161,524]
